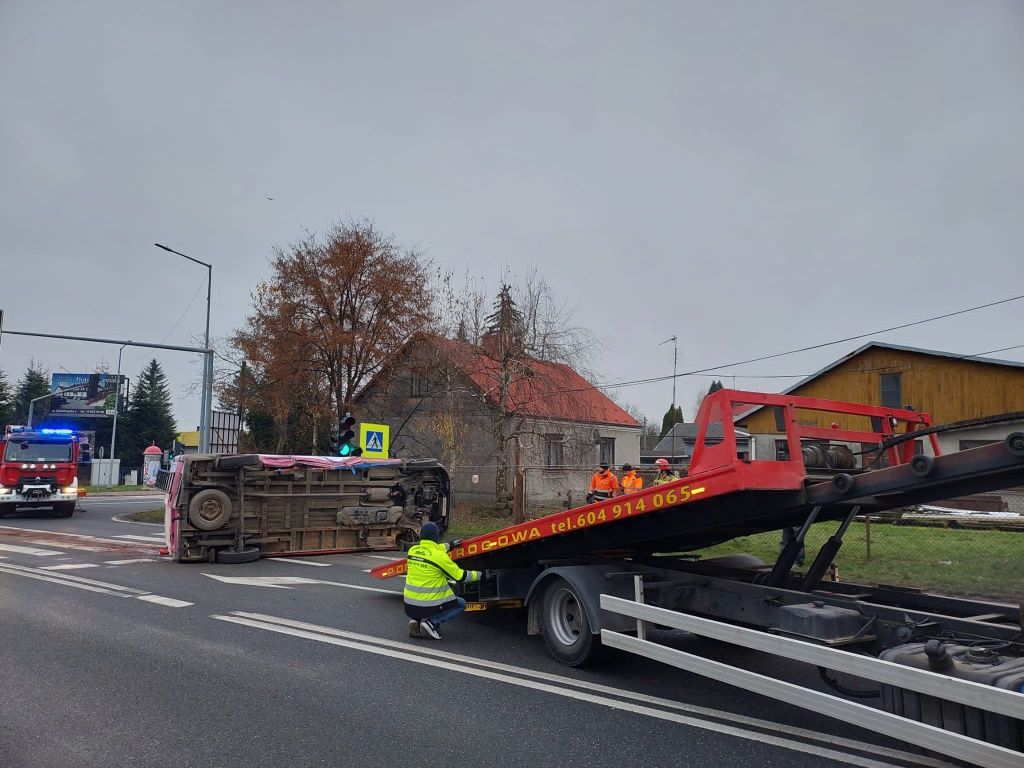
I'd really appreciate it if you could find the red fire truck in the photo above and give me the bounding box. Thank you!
[0,426,82,517]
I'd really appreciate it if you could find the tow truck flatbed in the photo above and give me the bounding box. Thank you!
[372,389,1024,577]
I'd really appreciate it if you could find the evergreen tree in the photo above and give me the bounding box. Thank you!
[119,359,177,462]
[13,361,51,425]
[659,404,684,439]
[482,283,526,358]
[0,369,14,429]
[708,380,724,394]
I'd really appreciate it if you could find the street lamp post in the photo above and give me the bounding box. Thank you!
[154,243,213,453]
[106,344,126,487]
[27,392,54,428]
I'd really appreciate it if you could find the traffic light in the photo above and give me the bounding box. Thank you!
[336,412,363,457]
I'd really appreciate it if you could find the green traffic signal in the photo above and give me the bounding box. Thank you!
[336,414,363,457]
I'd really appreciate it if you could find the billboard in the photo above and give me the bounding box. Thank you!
[50,373,125,417]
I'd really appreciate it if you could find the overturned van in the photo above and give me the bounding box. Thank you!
[163,453,451,563]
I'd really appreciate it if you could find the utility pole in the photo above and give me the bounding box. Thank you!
[660,335,678,461]
[106,344,126,487]
[154,243,213,453]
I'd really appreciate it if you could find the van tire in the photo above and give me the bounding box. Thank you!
[187,489,233,531]
[216,546,261,564]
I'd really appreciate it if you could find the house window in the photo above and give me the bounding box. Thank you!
[880,373,902,408]
[599,437,616,467]
[410,370,427,397]
[545,434,564,468]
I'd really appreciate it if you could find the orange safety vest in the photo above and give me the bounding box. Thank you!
[589,470,619,497]
[620,471,643,494]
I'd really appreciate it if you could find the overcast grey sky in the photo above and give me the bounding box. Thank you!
[2,1,1022,431]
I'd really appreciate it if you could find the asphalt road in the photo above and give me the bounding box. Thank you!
[0,498,955,768]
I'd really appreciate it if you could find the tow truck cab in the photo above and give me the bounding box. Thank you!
[0,426,81,517]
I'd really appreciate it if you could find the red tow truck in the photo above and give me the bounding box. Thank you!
[372,390,1024,761]
[0,426,82,517]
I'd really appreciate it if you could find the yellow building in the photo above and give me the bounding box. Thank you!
[175,430,200,455]
[735,342,1024,460]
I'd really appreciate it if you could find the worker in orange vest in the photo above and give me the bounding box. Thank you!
[620,464,643,494]
[587,462,619,503]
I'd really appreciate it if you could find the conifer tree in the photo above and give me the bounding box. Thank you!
[119,360,177,461]
[13,361,51,425]
[0,369,14,428]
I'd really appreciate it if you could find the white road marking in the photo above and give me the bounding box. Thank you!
[136,595,192,608]
[0,564,133,596]
[105,558,158,565]
[0,562,191,608]
[201,573,399,594]
[0,543,63,556]
[40,563,98,571]
[26,540,108,552]
[232,612,952,768]
[363,554,398,560]
[0,562,148,594]
[273,558,332,567]
[0,526,161,548]
[114,534,165,543]
[111,515,163,526]
[215,613,914,768]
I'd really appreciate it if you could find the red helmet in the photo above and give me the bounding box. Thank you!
[655,458,670,469]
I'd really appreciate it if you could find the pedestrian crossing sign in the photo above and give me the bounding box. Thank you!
[359,423,390,458]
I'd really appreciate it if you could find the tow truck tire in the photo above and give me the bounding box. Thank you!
[215,546,261,564]
[53,502,76,518]
[540,579,604,667]
[187,489,232,531]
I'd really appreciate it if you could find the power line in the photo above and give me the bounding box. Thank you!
[681,343,1024,381]
[588,293,1024,393]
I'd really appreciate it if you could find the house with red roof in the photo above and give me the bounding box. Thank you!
[356,333,641,506]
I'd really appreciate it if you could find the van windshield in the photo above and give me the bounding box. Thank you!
[4,441,73,463]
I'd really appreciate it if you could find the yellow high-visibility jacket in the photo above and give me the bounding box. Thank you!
[403,539,480,618]
[653,471,680,486]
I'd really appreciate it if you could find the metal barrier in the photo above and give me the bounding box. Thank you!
[601,583,1023,768]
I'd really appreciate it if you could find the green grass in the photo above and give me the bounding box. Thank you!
[124,508,165,523]
[700,521,1023,601]
[84,484,159,494]
[448,507,1022,601]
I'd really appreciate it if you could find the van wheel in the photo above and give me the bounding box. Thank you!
[216,546,261,564]
[540,579,604,667]
[187,489,232,531]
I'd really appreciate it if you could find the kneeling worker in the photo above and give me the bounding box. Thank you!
[404,521,480,640]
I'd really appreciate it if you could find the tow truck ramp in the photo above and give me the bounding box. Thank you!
[602,581,1022,768]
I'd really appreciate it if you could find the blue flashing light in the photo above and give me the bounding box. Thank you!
[39,428,74,435]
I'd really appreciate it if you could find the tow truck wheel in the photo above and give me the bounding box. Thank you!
[540,579,603,667]
[53,502,76,518]
[187,489,233,531]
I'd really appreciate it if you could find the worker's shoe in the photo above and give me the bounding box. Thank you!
[420,620,442,640]
[408,619,421,638]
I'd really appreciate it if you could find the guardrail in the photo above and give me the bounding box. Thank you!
[600,582,1023,768]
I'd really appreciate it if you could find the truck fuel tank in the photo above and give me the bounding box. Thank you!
[880,640,1024,751]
